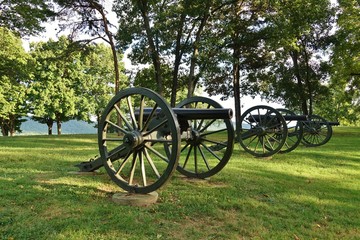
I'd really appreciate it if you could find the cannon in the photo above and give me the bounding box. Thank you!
[77,87,234,194]
[236,106,339,157]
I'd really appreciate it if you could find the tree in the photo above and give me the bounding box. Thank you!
[246,0,336,115]
[29,36,82,135]
[114,0,236,106]
[192,0,270,134]
[0,27,30,136]
[115,0,166,97]
[77,43,126,126]
[0,0,55,36]
[29,37,123,134]
[322,0,360,125]
[54,0,125,94]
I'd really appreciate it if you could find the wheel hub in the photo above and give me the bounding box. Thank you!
[188,129,202,145]
[256,126,267,136]
[123,131,143,148]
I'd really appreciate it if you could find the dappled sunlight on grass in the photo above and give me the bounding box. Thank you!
[286,192,357,209]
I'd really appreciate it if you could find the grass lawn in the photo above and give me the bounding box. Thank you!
[0,127,359,239]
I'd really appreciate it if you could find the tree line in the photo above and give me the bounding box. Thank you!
[0,29,127,136]
[0,0,359,136]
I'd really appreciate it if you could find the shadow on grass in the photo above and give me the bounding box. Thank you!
[1,131,360,239]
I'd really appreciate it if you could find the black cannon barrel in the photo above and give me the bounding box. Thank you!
[172,108,233,120]
[247,114,307,123]
[327,121,340,126]
[303,120,340,126]
[137,107,233,120]
[283,115,307,121]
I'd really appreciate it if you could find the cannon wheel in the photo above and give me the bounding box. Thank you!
[302,114,332,147]
[174,97,234,178]
[276,108,304,153]
[238,105,287,157]
[98,88,181,194]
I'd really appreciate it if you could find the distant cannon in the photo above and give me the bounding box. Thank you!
[237,106,339,157]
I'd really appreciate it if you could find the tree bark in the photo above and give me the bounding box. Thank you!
[233,46,241,141]
[170,13,186,107]
[89,0,121,94]
[138,0,163,96]
[187,14,209,98]
[47,118,54,135]
[56,115,62,135]
[290,50,308,115]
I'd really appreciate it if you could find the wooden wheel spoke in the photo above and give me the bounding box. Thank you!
[200,128,228,137]
[143,148,161,179]
[194,146,198,174]
[114,104,133,131]
[199,119,216,133]
[139,151,147,186]
[145,144,169,162]
[115,151,132,176]
[264,136,275,150]
[138,95,145,130]
[198,146,211,171]
[129,153,137,185]
[143,119,168,137]
[105,120,129,135]
[141,103,158,132]
[126,96,138,130]
[182,145,193,169]
[252,137,261,153]
[200,142,222,161]
[180,142,190,153]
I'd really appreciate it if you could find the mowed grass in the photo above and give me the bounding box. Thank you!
[0,127,359,239]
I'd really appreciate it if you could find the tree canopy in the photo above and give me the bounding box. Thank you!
[0,0,56,36]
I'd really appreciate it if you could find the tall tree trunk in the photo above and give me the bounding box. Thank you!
[138,0,163,96]
[187,14,209,98]
[47,118,54,135]
[171,13,185,107]
[89,0,121,94]
[9,116,15,136]
[302,45,313,115]
[290,50,308,115]
[56,115,62,135]
[233,46,241,141]
[0,120,5,136]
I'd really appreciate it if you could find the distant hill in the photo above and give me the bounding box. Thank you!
[18,117,97,135]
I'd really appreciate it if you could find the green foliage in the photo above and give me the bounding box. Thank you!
[114,0,234,102]
[29,37,120,134]
[244,0,336,114]
[325,0,360,125]
[29,36,82,133]
[76,43,122,124]
[0,27,31,136]
[0,0,55,36]
[133,64,188,104]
